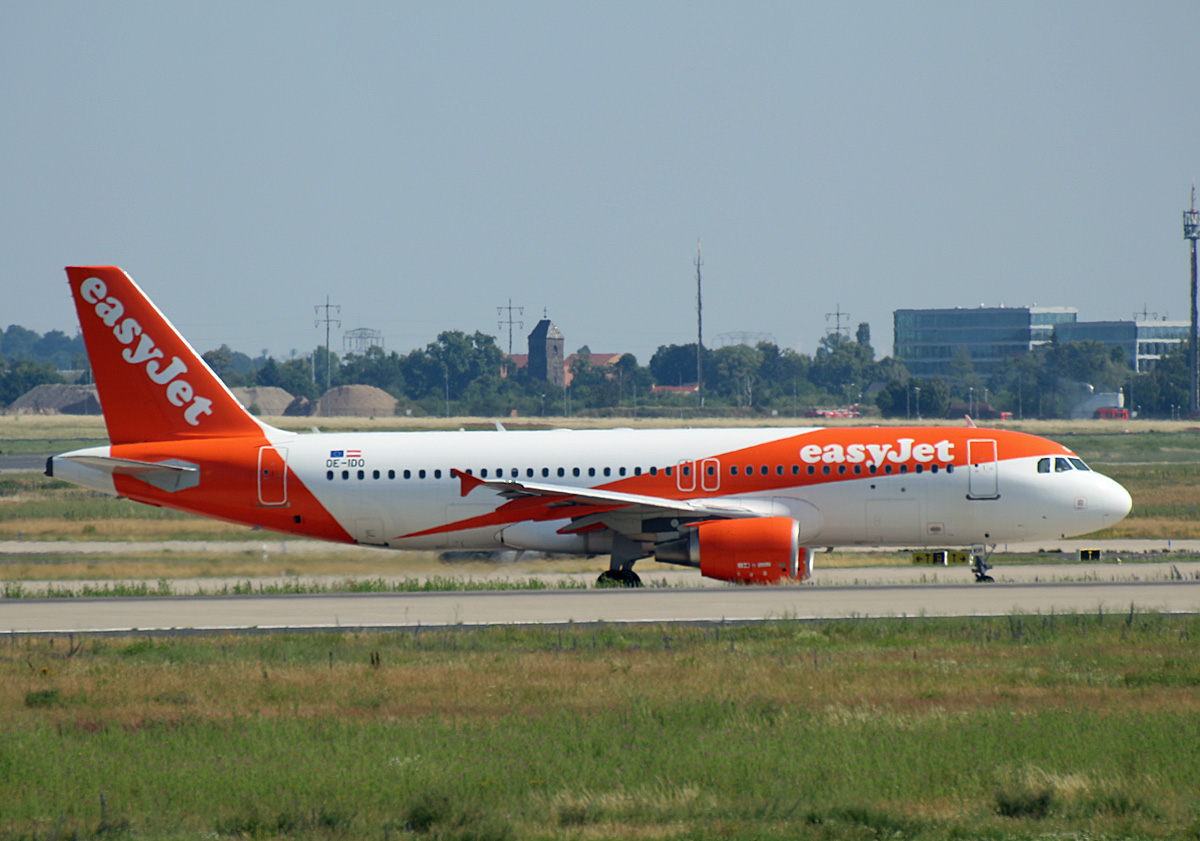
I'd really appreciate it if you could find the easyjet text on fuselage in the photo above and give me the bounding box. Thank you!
[799,438,954,468]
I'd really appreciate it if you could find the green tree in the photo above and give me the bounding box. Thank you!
[875,376,951,419]
[809,330,878,404]
[711,344,763,407]
[257,357,318,400]
[0,358,64,406]
[649,343,712,387]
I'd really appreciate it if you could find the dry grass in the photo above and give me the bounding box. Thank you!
[0,516,253,541]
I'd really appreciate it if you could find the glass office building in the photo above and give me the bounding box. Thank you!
[1055,319,1191,372]
[893,306,1077,378]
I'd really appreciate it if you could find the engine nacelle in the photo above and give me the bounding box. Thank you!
[654,517,809,584]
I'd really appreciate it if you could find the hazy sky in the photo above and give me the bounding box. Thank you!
[4,2,1199,366]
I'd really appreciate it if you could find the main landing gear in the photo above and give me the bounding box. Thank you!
[597,533,646,587]
[597,568,642,587]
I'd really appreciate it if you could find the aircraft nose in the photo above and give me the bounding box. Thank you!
[1097,475,1133,526]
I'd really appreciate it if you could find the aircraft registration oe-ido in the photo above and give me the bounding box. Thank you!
[49,267,1133,586]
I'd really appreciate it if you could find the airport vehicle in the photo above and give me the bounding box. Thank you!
[49,267,1132,585]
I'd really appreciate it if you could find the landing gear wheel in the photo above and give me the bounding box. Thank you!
[596,569,642,588]
[971,548,995,583]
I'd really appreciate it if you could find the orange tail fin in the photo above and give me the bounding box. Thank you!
[66,266,266,445]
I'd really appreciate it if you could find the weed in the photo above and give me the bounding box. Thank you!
[24,687,63,708]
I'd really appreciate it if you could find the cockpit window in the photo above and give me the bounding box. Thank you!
[1055,457,1072,472]
[1069,458,1091,471]
[1037,458,1050,473]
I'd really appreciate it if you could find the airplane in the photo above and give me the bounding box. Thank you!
[48,266,1133,585]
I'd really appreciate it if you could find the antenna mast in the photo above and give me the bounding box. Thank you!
[314,296,341,392]
[1185,186,1199,414]
[825,303,851,345]
[497,298,524,357]
[695,239,704,409]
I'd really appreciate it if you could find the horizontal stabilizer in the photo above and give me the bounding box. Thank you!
[59,455,200,493]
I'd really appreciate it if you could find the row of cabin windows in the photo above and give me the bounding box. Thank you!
[324,462,956,482]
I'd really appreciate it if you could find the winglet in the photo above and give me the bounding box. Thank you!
[964,415,977,428]
[451,468,486,498]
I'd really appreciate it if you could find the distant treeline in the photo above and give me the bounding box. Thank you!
[0,321,1192,419]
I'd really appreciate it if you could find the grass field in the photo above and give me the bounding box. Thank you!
[3,616,1199,840]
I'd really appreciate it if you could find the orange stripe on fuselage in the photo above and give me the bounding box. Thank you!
[401,427,1069,539]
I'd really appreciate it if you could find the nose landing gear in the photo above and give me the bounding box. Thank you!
[971,544,995,583]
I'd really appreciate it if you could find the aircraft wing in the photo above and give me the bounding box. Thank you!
[399,470,779,540]
[451,468,773,518]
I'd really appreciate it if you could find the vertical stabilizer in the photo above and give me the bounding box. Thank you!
[65,266,266,444]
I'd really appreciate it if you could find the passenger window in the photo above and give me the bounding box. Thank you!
[373,470,380,479]
[588,467,596,477]
[760,466,768,476]
[1037,458,1050,473]
[807,465,815,475]
[482,469,489,478]
[854,465,862,475]
[342,470,349,480]
[708,465,716,476]
[649,467,658,476]
[619,467,627,476]
[403,469,411,479]
[511,468,518,478]
[326,470,334,481]
[634,467,642,476]
[731,466,739,476]
[776,465,784,476]
[434,469,441,479]
[664,466,672,476]
[572,467,580,477]
[838,465,846,475]
[604,467,611,477]
[527,468,534,478]
[822,465,830,475]
[357,470,365,480]
[557,467,565,477]
[1055,458,1072,472]
[419,469,426,479]
[388,469,395,479]
[542,468,550,477]
[791,465,799,475]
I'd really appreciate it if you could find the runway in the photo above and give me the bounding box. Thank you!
[4,577,1199,635]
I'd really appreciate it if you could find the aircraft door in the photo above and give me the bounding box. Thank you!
[700,458,721,492]
[258,446,288,506]
[676,460,697,493]
[966,439,999,500]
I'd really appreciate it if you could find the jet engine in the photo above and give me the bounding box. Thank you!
[654,516,809,584]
